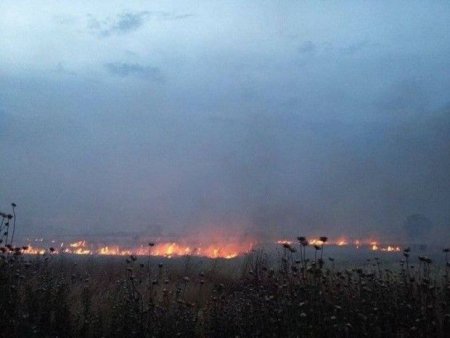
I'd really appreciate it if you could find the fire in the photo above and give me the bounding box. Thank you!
[20,239,252,259]
[371,242,379,251]
[336,240,348,246]
[17,236,403,258]
[145,242,246,259]
[23,245,46,255]
[69,240,86,248]
[276,237,401,253]
[381,245,401,252]
[369,242,401,252]
[308,238,324,245]
[276,240,293,245]
[98,246,132,256]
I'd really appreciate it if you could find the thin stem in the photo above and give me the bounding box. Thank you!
[0,216,4,242]
[10,205,16,246]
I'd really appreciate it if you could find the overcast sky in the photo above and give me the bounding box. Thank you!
[1,1,449,242]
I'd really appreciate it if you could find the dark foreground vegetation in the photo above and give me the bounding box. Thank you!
[1,240,450,338]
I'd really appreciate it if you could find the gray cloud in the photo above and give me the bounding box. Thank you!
[112,11,149,33]
[88,11,150,37]
[87,10,193,37]
[105,62,163,81]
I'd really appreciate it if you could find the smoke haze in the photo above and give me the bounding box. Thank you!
[1,1,449,243]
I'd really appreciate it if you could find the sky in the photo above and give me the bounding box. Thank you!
[1,1,450,243]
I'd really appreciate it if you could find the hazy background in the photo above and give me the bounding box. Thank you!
[1,1,449,243]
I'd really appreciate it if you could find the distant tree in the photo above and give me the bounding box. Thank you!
[403,214,433,243]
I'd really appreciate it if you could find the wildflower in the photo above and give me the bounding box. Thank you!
[282,242,292,250]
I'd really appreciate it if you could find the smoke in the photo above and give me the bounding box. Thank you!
[0,1,450,244]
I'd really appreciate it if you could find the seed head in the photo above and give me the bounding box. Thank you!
[282,242,292,250]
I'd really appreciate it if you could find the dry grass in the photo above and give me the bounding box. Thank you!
[1,240,449,337]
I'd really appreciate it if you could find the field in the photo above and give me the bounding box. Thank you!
[1,243,449,337]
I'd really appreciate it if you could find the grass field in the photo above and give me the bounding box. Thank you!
[1,243,449,337]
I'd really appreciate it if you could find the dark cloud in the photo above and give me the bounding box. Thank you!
[88,11,150,37]
[112,11,149,33]
[104,62,163,81]
[88,10,193,37]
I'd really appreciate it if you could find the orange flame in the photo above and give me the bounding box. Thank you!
[21,239,253,259]
[18,236,403,258]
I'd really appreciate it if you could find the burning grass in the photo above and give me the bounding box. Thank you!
[20,236,405,260]
[1,237,449,337]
